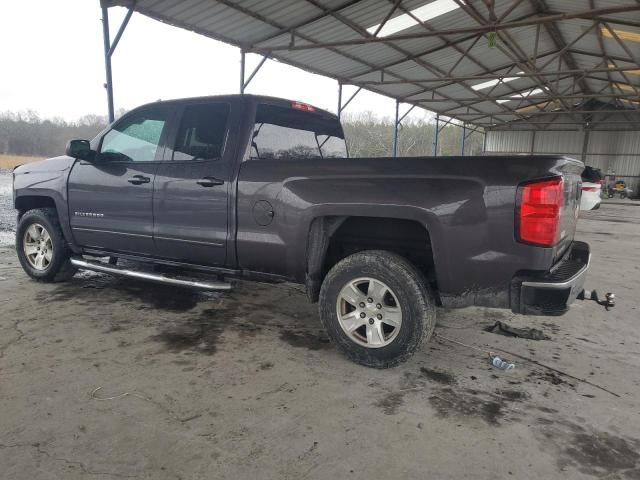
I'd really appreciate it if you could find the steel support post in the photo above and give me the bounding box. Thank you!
[392,100,400,158]
[530,130,537,153]
[101,3,135,123]
[108,4,135,57]
[240,51,246,94]
[461,123,466,155]
[433,114,440,157]
[581,128,591,162]
[240,52,268,94]
[101,6,114,123]
[338,85,362,120]
[391,102,416,157]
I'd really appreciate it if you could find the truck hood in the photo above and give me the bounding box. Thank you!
[14,155,75,174]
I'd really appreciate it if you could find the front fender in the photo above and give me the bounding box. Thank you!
[13,156,78,252]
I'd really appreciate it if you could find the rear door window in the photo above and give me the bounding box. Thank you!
[250,104,347,159]
[173,103,230,161]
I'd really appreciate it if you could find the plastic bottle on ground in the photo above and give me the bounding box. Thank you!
[491,355,515,370]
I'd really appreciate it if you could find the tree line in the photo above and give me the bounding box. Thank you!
[342,112,484,157]
[0,110,483,158]
[0,111,109,158]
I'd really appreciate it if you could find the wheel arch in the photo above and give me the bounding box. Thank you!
[15,195,57,217]
[305,214,441,304]
[15,195,80,254]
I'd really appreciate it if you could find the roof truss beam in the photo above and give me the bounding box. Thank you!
[352,65,640,85]
[528,0,591,95]
[214,0,500,122]
[451,0,573,111]
[247,5,640,53]
[377,0,535,121]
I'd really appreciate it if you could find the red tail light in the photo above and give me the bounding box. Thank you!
[582,186,599,192]
[518,177,564,247]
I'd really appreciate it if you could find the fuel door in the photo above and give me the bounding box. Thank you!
[252,200,274,226]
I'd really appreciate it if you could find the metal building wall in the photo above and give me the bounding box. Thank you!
[486,131,534,153]
[486,130,640,193]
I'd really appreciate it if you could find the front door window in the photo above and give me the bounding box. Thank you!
[100,109,168,162]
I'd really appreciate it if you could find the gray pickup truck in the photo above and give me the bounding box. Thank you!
[12,94,590,367]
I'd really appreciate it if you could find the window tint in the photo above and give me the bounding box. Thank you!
[173,103,230,161]
[251,104,347,160]
[100,108,167,162]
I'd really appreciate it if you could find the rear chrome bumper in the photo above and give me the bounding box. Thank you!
[511,241,590,316]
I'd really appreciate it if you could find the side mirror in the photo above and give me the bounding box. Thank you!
[65,139,95,161]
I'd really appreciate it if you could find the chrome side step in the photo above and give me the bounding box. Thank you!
[70,258,232,291]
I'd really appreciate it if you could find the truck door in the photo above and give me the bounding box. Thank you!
[67,106,170,255]
[153,102,233,266]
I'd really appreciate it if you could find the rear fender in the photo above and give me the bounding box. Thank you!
[302,206,444,301]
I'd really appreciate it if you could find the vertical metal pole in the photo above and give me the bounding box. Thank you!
[101,6,114,123]
[580,128,590,162]
[530,130,536,154]
[461,123,466,156]
[337,83,342,120]
[433,114,439,157]
[483,130,488,153]
[392,100,399,158]
[240,51,246,94]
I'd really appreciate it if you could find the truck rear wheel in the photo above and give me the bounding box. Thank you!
[16,208,76,282]
[319,250,436,368]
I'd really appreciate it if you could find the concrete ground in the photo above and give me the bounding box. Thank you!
[1,182,640,479]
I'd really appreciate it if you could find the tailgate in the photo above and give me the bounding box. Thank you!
[553,158,584,262]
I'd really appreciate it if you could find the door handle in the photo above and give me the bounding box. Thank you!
[127,175,151,185]
[197,177,224,187]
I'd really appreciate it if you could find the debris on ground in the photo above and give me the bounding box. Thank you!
[435,332,620,397]
[484,320,550,340]
[490,353,515,370]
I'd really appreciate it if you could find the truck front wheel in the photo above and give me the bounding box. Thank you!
[16,208,76,282]
[319,250,436,368]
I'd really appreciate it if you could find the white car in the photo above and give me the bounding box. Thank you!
[580,182,602,211]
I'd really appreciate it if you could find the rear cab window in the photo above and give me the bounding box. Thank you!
[250,103,347,160]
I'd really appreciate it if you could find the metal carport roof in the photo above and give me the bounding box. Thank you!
[102,0,640,131]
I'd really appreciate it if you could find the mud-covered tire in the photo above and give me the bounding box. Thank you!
[319,250,436,368]
[16,208,76,282]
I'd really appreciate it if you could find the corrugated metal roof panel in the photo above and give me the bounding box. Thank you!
[104,0,640,130]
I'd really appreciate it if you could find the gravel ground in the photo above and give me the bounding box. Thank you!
[1,182,639,479]
[0,170,15,247]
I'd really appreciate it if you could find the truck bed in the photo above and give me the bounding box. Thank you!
[236,154,584,309]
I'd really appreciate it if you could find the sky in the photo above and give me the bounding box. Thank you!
[0,0,434,123]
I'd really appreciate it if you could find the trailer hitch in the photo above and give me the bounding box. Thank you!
[578,289,615,311]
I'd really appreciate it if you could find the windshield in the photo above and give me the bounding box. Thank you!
[251,104,347,159]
